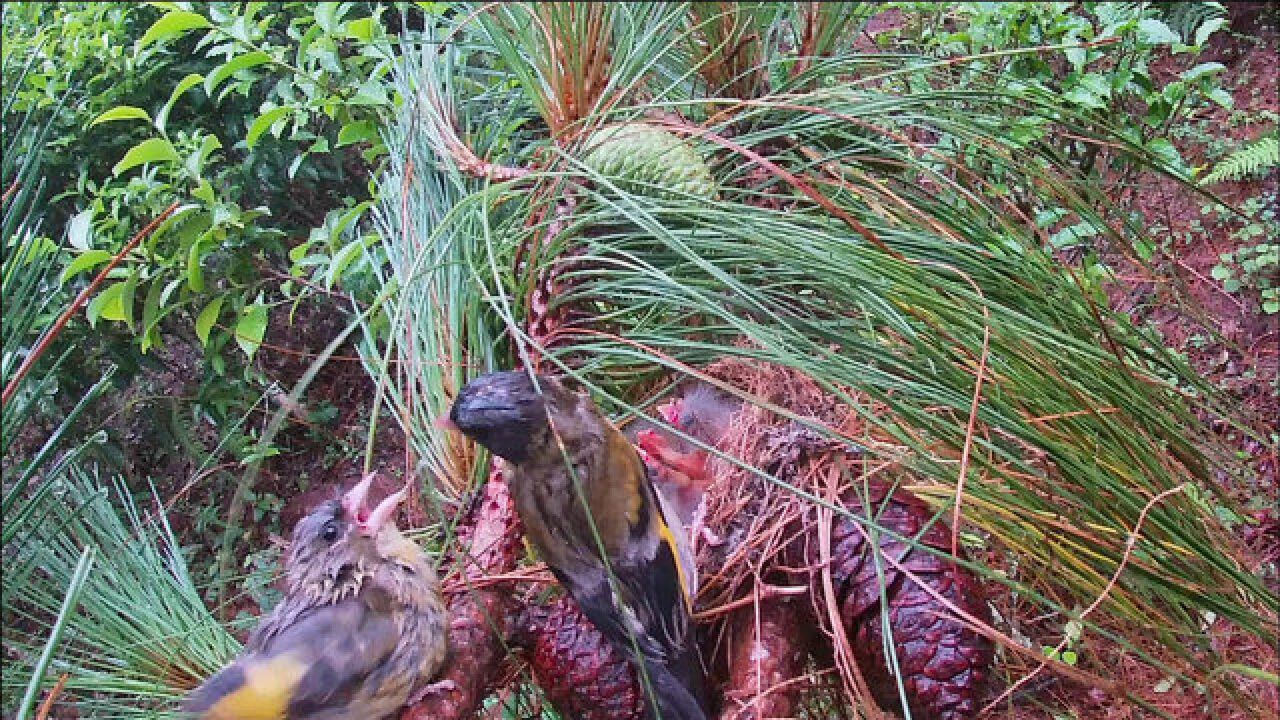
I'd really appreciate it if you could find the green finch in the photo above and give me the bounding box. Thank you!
[449,371,707,720]
[183,473,447,720]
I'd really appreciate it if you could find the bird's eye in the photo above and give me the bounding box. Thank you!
[322,520,340,543]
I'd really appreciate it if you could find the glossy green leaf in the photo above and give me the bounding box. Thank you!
[118,271,139,329]
[157,73,205,132]
[193,178,216,204]
[246,106,292,149]
[1181,62,1225,83]
[147,204,205,254]
[346,17,375,41]
[235,303,268,359]
[89,106,152,127]
[1135,18,1179,45]
[204,51,272,97]
[66,209,95,251]
[112,138,180,175]
[86,282,127,327]
[336,120,376,147]
[138,9,211,48]
[1195,17,1227,47]
[186,240,205,292]
[195,296,224,347]
[314,2,346,33]
[60,250,114,284]
[140,278,167,353]
[325,236,373,289]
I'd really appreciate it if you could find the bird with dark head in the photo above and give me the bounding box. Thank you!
[183,474,447,720]
[450,370,707,720]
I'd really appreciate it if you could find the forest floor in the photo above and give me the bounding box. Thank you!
[159,9,1278,720]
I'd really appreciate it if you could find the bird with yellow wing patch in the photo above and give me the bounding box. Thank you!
[449,371,707,720]
[183,474,447,720]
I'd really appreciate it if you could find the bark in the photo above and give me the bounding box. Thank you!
[401,471,524,720]
[717,598,811,720]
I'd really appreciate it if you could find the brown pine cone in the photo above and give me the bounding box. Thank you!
[823,484,994,720]
[510,596,647,720]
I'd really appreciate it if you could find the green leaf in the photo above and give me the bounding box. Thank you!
[187,240,206,291]
[1145,137,1186,175]
[157,73,205,132]
[1134,236,1155,262]
[148,203,205,254]
[60,250,114,284]
[1064,45,1086,72]
[347,17,375,41]
[1064,86,1106,110]
[119,271,139,329]
[1195,17,1227,47]
[333,201,372,237]
[326,236,372,288]
[66,209,95,251]
[140,278,168,352]
[195,296,224,347]
[1135,18,1179,45]
[246,106,292,149]
[139,9,211,48]
[235,303,268,359]
[89,106,152,127]
[288,240,312,264]
[336,120,377,147]
[315,2,347,33]
[159,276,184,309]
[1050,223,1100,249]
[193,178,216,204]
[113,138,180,175]
[1210,265,1232,280]
[204,51,273,98]
[1181,62,1225,83]
[1206,86,1234,109]
[86,282,128,327]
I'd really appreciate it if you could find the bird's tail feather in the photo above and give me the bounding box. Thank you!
[640,656,708,720]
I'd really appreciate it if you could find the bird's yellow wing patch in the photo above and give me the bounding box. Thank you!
[656,517,693,612]
[204,653,309,720]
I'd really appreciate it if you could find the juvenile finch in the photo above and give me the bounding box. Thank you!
[450,371,707,720]
[183,474,447,720]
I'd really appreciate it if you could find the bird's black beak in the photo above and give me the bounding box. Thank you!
[450,371,546,464]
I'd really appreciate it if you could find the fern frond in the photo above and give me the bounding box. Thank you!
[1153,1,1226,44]
[1201,134,1279,185]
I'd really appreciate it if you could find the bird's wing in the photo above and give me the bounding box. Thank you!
[653,477,697,598]
[568,429,694,662]
[184,598,399,720]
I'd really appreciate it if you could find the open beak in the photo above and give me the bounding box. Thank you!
[342,473,409,536]
[657,398,684,427]
[342,473,375,525]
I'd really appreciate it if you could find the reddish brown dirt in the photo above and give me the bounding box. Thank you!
[1119,12,1279,421]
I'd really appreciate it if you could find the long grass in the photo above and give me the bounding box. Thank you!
[373,4,1275,714]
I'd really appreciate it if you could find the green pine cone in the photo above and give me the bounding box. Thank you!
[581,123,716,201]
